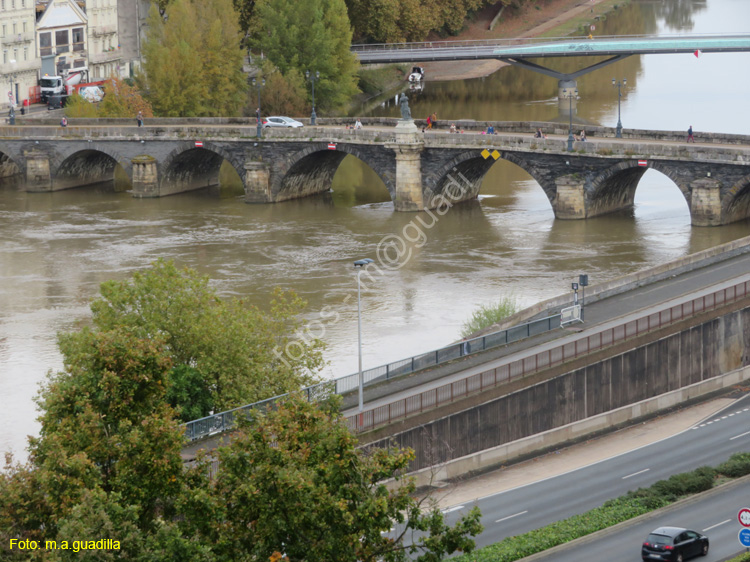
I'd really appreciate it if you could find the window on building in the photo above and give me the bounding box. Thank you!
[10,0,14,8]
[72,27,84,51]
[12,23,16,34]
[39,32,51,56]
[13,48,17,60]
[55,29,69,53]
[2,51,6,64]
[22,22,26,33]
[23,46,26,60]
[1,25,5,37]
[1,0,5,10]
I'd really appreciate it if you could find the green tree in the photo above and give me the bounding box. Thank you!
[251,0,359,112]
[249,64,308,117]
[98,76,153,119]
[76,259,323,412]
[181,396,483,561]
[63,93,99,118]
[141,0,247,117]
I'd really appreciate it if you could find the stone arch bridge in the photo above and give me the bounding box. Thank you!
[2,119,750,226]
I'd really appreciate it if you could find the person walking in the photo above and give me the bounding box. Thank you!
[255,107,261,124]
[430,112,438,130]
[136,111,144,127]
[687,125,694,143]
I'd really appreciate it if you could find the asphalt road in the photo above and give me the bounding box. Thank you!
[434,396,750,552]
[532,478,750,562]
[344,250,750,418]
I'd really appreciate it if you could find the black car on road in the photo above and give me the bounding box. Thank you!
[642,526,709,561]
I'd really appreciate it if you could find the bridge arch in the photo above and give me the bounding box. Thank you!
[271,144,395,203]
[0,144,22,181]
[52,146,130,191]
[586,160,690,218]
[424,150,557,209]
[160,143,244,196]
[721,174,750,224]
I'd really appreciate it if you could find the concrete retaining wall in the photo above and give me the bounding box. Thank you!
[369,304,750,483]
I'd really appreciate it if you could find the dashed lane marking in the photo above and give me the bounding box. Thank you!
[622,468,650,479]
[495,510,528,524]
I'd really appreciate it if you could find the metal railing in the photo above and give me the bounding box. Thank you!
[345,279,750,433]
[351,32,750,52]
[182,313,562,441]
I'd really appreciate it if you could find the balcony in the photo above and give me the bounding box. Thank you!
[90,49,121,64]
[1,58,41,73]
[2,31,35,45]
[91,25,116,37]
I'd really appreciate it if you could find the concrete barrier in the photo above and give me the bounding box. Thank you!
[407,364,750,489]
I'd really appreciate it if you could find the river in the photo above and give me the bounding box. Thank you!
[1,0,749,458]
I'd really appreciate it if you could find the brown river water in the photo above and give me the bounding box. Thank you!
[1,0,749,457]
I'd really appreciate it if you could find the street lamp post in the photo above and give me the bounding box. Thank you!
[563,87,578,152]
[306,70,319,126]
[8,60,16,125]
[578,274,589,321]
[252,77,265,138]
[612,78,626,138]
[353,258,374,415]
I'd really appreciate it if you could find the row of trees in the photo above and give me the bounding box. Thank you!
[0,261,482,560]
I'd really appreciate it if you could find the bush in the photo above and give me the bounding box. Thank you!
[718,452,750,477]
[460,296,519,338]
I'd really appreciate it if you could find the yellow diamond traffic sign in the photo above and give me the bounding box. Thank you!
[481,149,491,159]
[491,150,500,160]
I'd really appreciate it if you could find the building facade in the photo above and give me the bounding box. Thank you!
[0,0,39,108]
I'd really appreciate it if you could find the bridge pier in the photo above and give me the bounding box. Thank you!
[23,151,52,192]
[387,121,425,211]
[552,174,587,219]
[131,156,159,198]
[558,79,578,113]
[690,177,722,226]
[244,161,272,203]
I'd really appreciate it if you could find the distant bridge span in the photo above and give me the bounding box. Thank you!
[353,33,750,96]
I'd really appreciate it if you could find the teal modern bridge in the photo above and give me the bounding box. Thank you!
[353,33,750,103]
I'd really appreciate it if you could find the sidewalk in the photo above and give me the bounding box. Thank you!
[427,397,737,509]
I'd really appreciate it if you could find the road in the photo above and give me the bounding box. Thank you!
[531,478,750,561]
[343,250,750,418]
[432,395,750,552]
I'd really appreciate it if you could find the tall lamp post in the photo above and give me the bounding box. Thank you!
[563,86,578,152]
[252,77,265,138]
[354,258,374,415]
[8,59,16,125]
[306,70,319,126]
[612,78,626,138]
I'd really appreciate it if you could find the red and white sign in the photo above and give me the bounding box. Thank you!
[637,160,648,167]
[195,141,204,148]
[694,49,702,58]
[327,143,337,150]
[739,508,750,527]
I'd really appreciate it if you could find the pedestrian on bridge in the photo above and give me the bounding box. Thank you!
[430,112,438,129]
[136,111,144,127]
[687,125,694,143]
[60,116,67,128]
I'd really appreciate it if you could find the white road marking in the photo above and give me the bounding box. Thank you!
[441,505,464,514]
[622,468,650,479]
[495,510,528,523]
[730,430,750,441]
[703,519,731,532]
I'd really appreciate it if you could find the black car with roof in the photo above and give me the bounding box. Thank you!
[642,526,709,561]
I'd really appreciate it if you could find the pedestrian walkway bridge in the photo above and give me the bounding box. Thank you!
[353,33,750,83]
